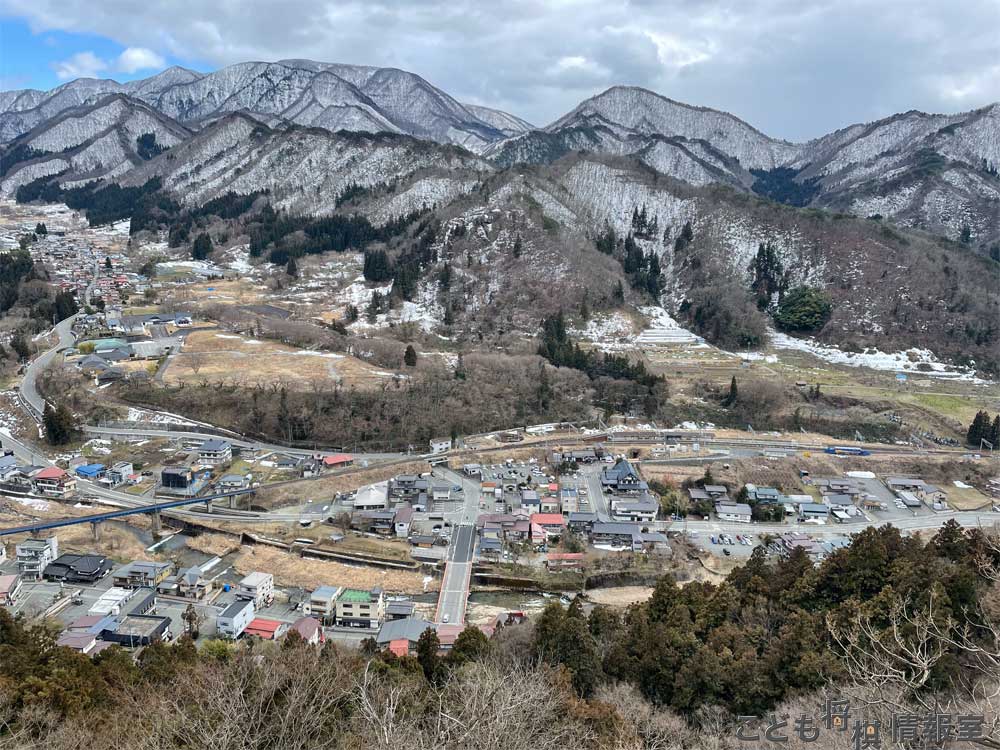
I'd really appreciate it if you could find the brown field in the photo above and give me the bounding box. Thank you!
[165,279,270,305]
[186,532,242,557]
[0,498,157,563]
[252,459,431,510]
[162,329,400,389]
[231,544,433,594]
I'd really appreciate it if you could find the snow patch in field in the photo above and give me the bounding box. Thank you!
[769,331,987,382]
[13,496,50,511]
[125,407,197,426]
[636,306,704,346]
[571,312,635,352]
[226,246,253,275]
[295,351,345,359]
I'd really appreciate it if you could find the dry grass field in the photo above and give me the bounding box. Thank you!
[162,330,400,389]
[232,544,433,593]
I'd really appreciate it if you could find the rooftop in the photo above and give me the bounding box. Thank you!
[339,588,374,603]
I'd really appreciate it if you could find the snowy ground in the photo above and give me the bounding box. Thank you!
[156,259,228,276]
[768,331,988,383]
[125,407,197,426]
[571,306,705,353]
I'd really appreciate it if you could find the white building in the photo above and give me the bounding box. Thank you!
[429,437,452,454]
[715,502,753,524]
[236,572,274,609]
[198,439,233,466]
[15,537,59,580]
[89,587,135,616]
[217,598,255,639]
[353,481,388,510]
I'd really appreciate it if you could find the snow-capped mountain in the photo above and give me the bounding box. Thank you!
[0,60,524,154]
[488,86,1000,243]
[546,86,802,170]
[0,94,191,195]
[2,61,997,244]
[115,113,491,215]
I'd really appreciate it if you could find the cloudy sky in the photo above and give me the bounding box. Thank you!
[1,0,998,140]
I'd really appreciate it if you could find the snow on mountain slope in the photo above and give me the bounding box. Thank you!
[0,60,510,152]
[0,95,191,195]
[363,174,480,226]
[118,114,492,214]
[548,86,802,170]
[463,104,535,137]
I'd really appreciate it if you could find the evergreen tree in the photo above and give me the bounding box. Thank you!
[416,627,441,684]
[191,233,213,261]
[991,414,1000,447]
[34,222,47,235]
[959,225,972,245]
[967,410,990,446]
[367,291,384,321]
[285,256,298,277]
[750,241,785,309]
[579,295,590,321]
[437,262,451,290]
[53,291,78,322]
[447,626,489,666]
[774,286,832,332]
[595,223,616,255]
[43,402,77,446]
[104,256,113,271]
[674,221,693,252]
[725,376,738,406]
[512,235,522,258]
[362,250,392,282]
[613,279,625,304]
[404,345,418,367]
[9,333,30,361]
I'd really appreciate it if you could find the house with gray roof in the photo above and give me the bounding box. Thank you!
[601,459,647,494]
[198,439,232,466]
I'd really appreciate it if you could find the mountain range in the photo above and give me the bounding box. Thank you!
[1,59,997,374]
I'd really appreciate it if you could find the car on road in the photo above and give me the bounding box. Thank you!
[710,536,717,544]
[443,614,449,623]
[723,548,732,556]
[452,485,462,492]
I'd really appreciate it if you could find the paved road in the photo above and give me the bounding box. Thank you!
[435,524,475,625]
[20,314,77,417]
[430,466,484,624]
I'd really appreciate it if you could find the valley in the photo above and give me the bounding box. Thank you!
[0,52,998,750]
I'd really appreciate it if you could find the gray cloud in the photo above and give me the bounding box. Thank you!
[3,0,998,140]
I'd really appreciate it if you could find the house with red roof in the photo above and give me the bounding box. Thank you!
[320,453,354,469]
[545,552,585,570]
[244,618,288,640]
[32,467,77,498]
[530,513,566,538]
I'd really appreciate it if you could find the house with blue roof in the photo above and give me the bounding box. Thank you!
[75,463,106,479]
